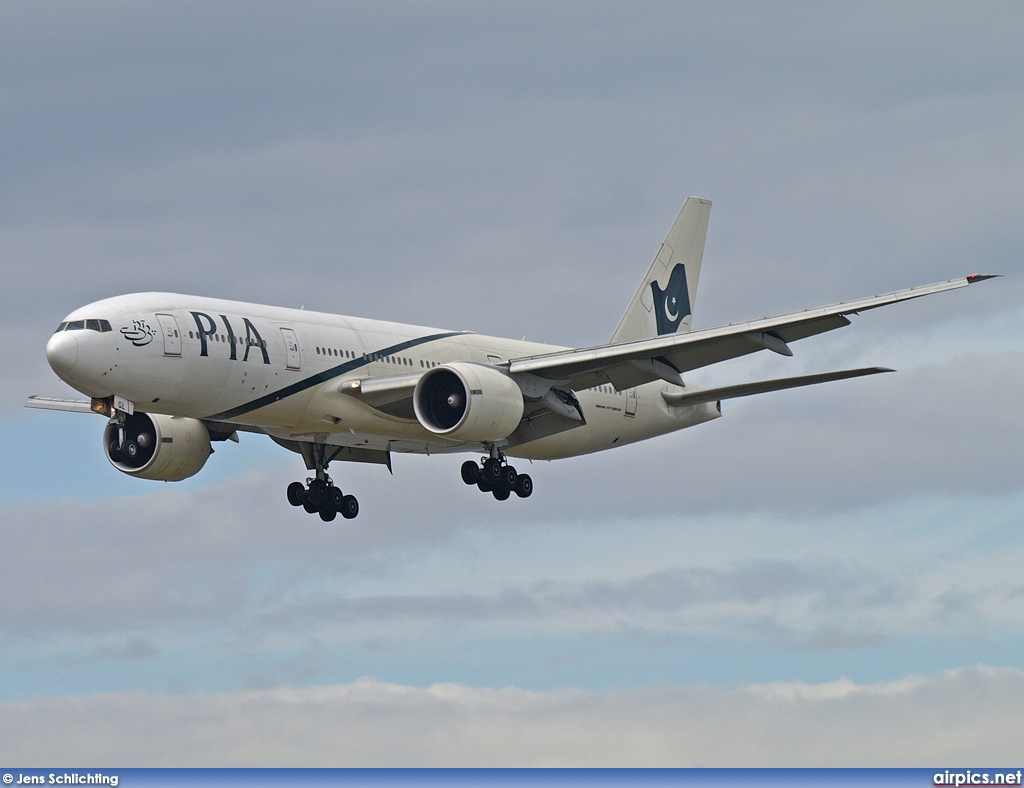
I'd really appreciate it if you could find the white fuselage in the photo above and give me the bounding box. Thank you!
[46,293,720,461]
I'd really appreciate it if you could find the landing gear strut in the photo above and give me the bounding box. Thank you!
[286,444,359,520]
[461,446,532,501]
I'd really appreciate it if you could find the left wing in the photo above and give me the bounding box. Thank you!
[508,275,995,391]
[660,367,892,407]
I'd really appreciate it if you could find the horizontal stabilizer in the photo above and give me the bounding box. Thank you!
[24,395,95,414]
[661,367,893,407]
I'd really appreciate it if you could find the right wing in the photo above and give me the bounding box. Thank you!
[509,275,995,391]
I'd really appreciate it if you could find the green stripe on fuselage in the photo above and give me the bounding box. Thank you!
[204,331,466,421]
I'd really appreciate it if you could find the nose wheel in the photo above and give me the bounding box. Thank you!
[461,456,533,500]
[287,478,359,520]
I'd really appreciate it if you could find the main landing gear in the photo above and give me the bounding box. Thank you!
[287,477,359,521]
[287,444,359,521]
[461,448,532,501]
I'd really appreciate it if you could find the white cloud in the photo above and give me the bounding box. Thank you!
[2,667,1022,766]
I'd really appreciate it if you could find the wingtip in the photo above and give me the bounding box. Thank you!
[966,274,1001,283]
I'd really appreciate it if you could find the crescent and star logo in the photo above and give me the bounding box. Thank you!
[120,319,156,347]
[651,263,691,335]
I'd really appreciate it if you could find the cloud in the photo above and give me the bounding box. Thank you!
[1,3,1023,745]
[1,666,1022,766]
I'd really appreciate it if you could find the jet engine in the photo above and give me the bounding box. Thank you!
[413,362,524,442]
[103,412,212,481]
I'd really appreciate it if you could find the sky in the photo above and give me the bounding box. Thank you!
[1,0,1023,767]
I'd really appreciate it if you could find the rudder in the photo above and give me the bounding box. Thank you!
[609,196,711,344]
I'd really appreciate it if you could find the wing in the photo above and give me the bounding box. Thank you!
[508,275,995,390]
[660,367,893,406]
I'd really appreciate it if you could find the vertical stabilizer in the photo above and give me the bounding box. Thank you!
[609,197,711,345]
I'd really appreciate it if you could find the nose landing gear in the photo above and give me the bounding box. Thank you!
[461,448,532,501]
[286,443,359,521]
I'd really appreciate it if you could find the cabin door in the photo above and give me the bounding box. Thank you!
[280,327,301,371]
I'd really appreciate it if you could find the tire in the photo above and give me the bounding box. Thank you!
[461,460,480,485]
[307,478,328,507]
[319,506,337,522]
[501,465,517,489]
[330,486,346,509]
[287,482,306,507]
[482,458,503,484]
[124,440,139,460]
[492,485,511,501]
[340,494,359,519]
[514,473,533,498]
[476,479,493,493]
[303,500,319,514]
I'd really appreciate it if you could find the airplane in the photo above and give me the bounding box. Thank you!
[26,197,994,520]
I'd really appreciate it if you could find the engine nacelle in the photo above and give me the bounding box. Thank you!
[413,362,525,442]
[103,412,212,481]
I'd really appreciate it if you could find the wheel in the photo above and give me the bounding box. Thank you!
[461,460,480,485]
[108,440,121,460]
[124,440,139,460]
[501,465,517,489]
[340,494,359,519]
[319,506,337,522]
[514,473,533,498]
[482,458,503,484]
[307,478,328,507]
[476,479,493,493]
[287,482,306,507]
[302,500,319,514]
[330,486,346,509]
[492,485,511,501]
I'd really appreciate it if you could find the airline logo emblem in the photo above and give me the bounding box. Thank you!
[120,319,156,346]
[651,264,690,335]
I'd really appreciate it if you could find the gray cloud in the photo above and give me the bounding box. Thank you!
[1,666,1022,766]
[252,559,911,642]
[2,6,1023,752]
[2,350,1020,640]
[3,2,1022,414]
[541,350,1024,517]
[0,471,908,642]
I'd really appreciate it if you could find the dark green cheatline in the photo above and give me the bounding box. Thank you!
[203,331,467,421]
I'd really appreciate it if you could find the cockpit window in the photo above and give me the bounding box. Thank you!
[58,319,112,333]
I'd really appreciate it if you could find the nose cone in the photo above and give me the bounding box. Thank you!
[46,331,79,380]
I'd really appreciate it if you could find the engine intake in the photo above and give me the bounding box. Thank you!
[413,362,524,442]
[103,412,212,481]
